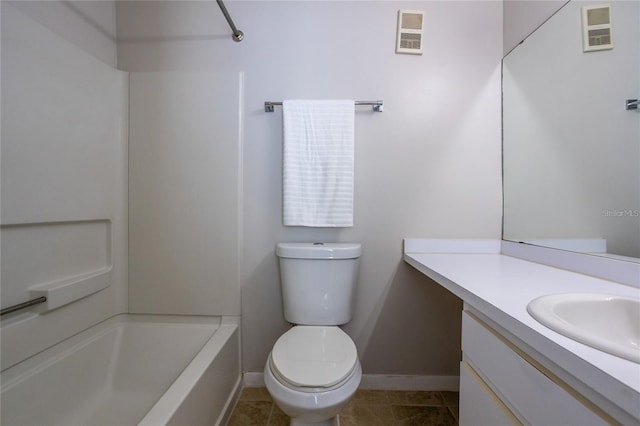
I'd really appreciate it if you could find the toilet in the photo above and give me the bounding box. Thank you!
[264,242,363,426]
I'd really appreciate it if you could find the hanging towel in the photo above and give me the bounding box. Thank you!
[282,100,355,227]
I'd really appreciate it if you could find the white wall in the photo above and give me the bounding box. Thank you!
[6,0,117,67]
[117,0,503,376]
[503,0,568,55]
[1,2,127,369]
[503,0,640,258]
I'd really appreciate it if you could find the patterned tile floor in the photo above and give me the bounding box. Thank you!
[228,388,459,426]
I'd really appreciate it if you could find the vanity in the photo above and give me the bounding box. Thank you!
[422,0,640,423]
[403,239,640,426]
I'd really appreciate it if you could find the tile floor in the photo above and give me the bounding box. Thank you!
[228,388,459,426]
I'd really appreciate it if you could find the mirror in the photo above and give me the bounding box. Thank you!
[503,0,640,261]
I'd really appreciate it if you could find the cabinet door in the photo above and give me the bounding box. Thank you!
[462,311,610,426]
[459,361,521,426]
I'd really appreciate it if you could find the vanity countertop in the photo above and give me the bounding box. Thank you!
[403,239,640,423]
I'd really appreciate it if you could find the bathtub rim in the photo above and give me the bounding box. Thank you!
[138,316,242,426]
[1,313,222,386]
[1,313,241,426]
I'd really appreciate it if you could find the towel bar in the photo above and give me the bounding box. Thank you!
[265,101,383,113]
[1,296,47,316]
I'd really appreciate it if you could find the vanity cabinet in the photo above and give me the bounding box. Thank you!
[460,308,611,426]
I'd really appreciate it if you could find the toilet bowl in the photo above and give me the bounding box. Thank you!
[264,326,362,425]
[266,243,363,426]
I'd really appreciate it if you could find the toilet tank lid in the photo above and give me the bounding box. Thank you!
[276,243,361,259]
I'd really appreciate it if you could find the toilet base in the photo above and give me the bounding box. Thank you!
[290,414,340,426]
[264,356,361,426]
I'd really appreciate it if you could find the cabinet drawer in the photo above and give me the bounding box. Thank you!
[460,361,521,426]
[462,311,609,426]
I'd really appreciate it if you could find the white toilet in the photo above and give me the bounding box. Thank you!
[264,242,363,426]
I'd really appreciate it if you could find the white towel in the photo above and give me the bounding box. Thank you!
[282,100,355,227]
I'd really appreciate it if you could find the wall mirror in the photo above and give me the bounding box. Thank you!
[503,0,639,262]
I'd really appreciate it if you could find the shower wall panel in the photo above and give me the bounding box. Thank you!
[128,72,242,315]
[1,2,128,370]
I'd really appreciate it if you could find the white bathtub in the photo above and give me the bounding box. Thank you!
[0,314,241,426]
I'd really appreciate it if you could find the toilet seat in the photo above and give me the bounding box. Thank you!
[270,326,358,389]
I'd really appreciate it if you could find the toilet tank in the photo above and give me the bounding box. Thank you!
[276,243,361,326]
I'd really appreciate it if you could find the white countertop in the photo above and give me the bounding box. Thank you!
[403,240,640,423]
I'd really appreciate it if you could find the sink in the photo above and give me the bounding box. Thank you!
[527,293,640,363]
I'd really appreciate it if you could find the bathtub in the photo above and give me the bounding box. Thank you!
[0,314,241,426]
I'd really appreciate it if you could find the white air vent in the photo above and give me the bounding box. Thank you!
[396,10,424,55]
[582,4,613,52]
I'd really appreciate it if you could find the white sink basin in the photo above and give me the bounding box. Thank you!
[527,293,640,363]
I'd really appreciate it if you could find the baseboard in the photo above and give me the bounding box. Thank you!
[243,371,266,387]
[359,374,459,391]
[243,372,459,391]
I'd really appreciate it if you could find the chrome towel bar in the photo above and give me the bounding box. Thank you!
[265,101,384,113]
[1,296,47,316]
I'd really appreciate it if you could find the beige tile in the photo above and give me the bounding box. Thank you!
[228,388,459,426]
[447,405,459,423]
[338,415,360,426]
[392,405,457,426]
[339,404,395,425]
[387,391,444,406]
[340,414,389,426]
[228,400,272,426]
[267,404,290,426]
[440,391,459,407]
[240,387,273,402]
[349,389,390,405]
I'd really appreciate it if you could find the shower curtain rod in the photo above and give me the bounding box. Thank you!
[216,0,244,42]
